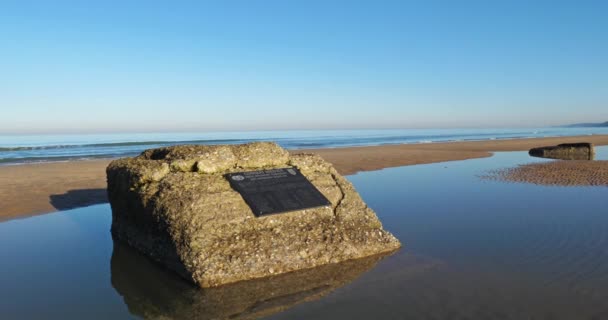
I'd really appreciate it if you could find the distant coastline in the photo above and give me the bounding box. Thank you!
[2,127,608,166]
[562,121,608,128]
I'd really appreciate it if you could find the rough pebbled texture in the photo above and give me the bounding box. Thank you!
[107,142,401,287]
[529,142,595,160]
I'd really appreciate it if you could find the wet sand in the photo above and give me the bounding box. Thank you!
[487,161,608,186]
[0,160,109,221]
[2,134,608,221]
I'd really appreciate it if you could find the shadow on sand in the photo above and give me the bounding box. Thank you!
[49,188,108,211]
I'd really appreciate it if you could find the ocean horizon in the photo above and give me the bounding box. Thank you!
[2,127,608,165]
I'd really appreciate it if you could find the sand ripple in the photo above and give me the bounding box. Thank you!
[486,160,608,186]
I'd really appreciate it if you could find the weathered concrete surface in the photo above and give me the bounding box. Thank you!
[106,142,401,288]
[529,142,595,160]
[111,241,401,320]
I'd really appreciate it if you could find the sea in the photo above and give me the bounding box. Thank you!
[1,127,608,165]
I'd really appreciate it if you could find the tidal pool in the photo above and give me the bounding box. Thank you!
[1,149,607,319]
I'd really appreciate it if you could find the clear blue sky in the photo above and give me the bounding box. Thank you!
[1,0,607,134]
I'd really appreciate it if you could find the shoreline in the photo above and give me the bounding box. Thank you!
[2,133,607,167]
[1,134,608,221]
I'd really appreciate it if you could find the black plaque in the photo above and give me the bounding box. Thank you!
[225,168,331,217]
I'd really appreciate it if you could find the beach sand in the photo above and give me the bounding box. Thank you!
[2,135,608,221]
[487,161,608,186]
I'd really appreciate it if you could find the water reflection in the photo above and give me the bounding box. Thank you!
[529,152,595,160]
[111,241,399,320]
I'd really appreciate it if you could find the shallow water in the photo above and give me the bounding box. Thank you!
[1,150,607,319]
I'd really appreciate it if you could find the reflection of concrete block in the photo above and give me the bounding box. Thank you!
[529,143,595,160]
[111,241,397,320]
[107,142,401,287]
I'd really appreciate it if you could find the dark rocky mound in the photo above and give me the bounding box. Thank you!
[529,143,595,160]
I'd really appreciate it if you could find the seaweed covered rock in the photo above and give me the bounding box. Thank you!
[106,142,401,287]
[529,142,595,160]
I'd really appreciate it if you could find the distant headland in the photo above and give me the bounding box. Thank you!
[562,121,608,128]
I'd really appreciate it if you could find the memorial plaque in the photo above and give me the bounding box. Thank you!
[226,168,331,217]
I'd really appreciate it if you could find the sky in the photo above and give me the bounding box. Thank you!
[1,0,607,134]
